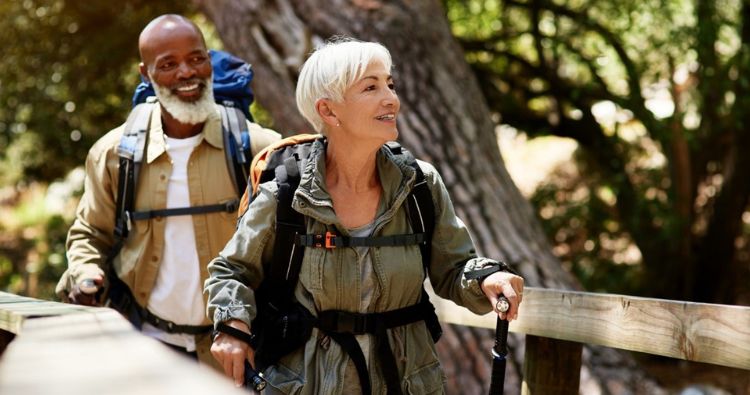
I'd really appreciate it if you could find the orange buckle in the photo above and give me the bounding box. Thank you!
[325,231,337,249]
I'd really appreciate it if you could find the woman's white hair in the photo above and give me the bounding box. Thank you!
[296,37,393,133]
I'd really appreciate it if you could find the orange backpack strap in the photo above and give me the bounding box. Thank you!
[237,133,322,218]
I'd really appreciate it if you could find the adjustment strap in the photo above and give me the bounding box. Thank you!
[464,261,515,282]
[326,332,372,395]
[129,199,239,221]
[215,321,256,345]
[375,323,404,395]
[295,232,425,249]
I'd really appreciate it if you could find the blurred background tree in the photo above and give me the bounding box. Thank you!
[1,0,748,392]
[448,0,750,304]
[2,0,748,308]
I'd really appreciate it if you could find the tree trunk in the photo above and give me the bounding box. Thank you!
[195,0,664,393]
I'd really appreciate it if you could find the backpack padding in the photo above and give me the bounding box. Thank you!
[114,101,154,240]
[219,103,251,196]
[237,133,323,218]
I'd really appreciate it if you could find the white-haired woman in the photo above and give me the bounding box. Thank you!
[205,38,524,394]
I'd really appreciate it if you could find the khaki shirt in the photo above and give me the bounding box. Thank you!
[57,104,280,365]
[205,140,503,394]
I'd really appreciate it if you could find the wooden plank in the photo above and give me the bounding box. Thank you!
[521,335,582,395]
[0,291,100,334]
[432,287,750,370]
[0,311,249,395]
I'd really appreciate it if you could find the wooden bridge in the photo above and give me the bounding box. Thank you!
[1,288,748,394]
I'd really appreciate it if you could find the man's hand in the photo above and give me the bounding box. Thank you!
[210,319,256,387]
[67,276,104,306]
[480,271,524,321]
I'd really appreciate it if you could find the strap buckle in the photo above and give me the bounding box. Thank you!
[224,199,239,213]
[325,231,337,249]
[335,312,369,334]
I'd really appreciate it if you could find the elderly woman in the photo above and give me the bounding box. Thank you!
[205,38,524,394]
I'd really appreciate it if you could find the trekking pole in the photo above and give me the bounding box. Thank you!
[488,295,510,395]
[244,360,267,392]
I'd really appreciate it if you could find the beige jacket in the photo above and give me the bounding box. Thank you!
[205,140,505,394]
[57,104,280,366]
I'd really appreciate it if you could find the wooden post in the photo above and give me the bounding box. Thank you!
[522,335,582,395]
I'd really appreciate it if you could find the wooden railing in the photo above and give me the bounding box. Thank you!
[432,286,750,394]
[0,291,246,395]
[2,288,749,394]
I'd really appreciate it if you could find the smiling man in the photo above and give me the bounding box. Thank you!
[56,14,279,370]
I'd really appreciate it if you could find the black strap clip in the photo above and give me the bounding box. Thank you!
[224,199,239,213]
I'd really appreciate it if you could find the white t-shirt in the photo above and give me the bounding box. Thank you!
[142,133,205,351]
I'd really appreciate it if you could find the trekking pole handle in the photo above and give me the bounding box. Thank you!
[244,360,266,392]
[80,279,99,294]
[493,295,510,355]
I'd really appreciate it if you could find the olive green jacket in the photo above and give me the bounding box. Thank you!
[205,140,502,394]
[57,104,280,366]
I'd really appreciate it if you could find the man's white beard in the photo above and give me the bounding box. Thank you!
[151,76,215,125]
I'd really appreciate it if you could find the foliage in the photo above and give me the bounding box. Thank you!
[0,0,192,185]
[446,0,750,303]
[0,0,197,296]
[0,183,70,299]
[3,0,749,305]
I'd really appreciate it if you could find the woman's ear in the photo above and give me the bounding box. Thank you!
[316,99,340,127]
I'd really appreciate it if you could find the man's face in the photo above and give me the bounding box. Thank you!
[141,24,212,103]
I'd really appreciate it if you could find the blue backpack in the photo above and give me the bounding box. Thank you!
[104,50,256,335]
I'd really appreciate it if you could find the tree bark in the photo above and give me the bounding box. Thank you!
[195,0,664,393]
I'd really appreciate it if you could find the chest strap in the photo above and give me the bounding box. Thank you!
[129,199,239,221]
[295,231,425,249]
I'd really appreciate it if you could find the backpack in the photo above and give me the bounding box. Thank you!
[226,135,442,395]
[102,50,256,335]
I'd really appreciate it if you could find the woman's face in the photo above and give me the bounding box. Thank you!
[330,60,400,143]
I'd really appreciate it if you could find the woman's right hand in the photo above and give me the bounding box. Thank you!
[210,319,256,387]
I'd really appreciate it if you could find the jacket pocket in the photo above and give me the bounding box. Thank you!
[404,360,445,395]
[264,361,305,395]
[300,247,326,291]
[117,219,150,275]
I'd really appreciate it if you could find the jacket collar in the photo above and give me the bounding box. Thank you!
[292,140,418,227]
[145,103,223,164]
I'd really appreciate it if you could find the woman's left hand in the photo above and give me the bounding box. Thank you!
[480,271,525,321]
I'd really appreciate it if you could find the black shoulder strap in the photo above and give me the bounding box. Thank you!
[386,142,442,343]
[105,101,154,327]
[385,142,436,271]
[114,100,154,243]
[266,152,307,302]
[259,140,323,302]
